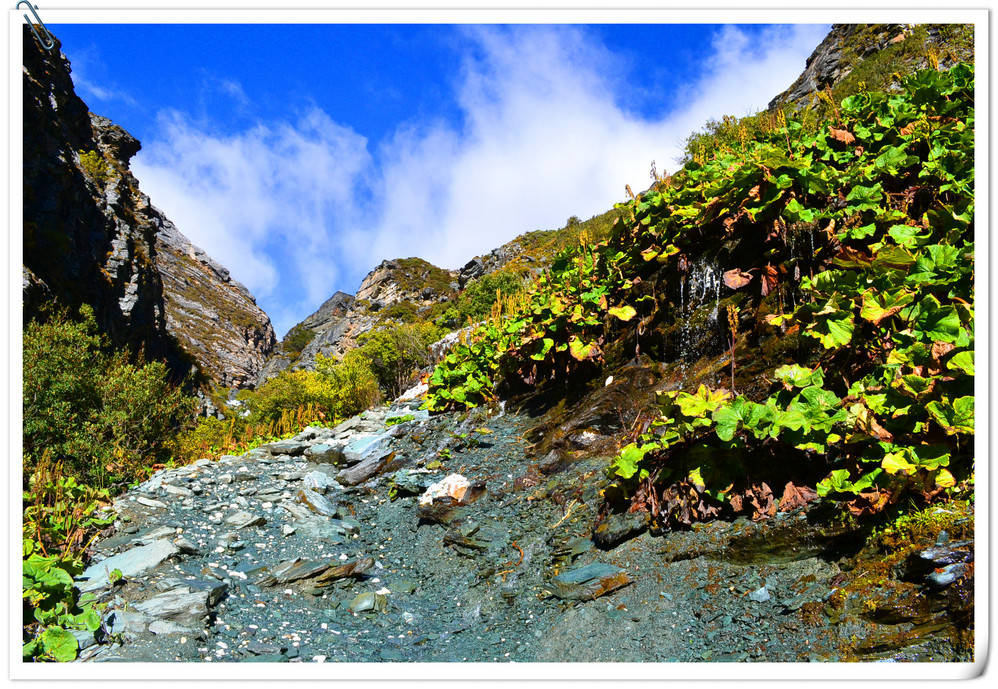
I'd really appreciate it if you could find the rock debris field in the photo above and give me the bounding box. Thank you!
[74,400,973,665]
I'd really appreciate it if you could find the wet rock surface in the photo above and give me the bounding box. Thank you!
[77,402,974,664]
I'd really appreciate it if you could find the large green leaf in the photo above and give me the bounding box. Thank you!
[916,304,961,343]
[926,396,974,435]
[677,386,730,418]
[612,443,650,480]
[608,305,637,321]
[947,350,975,376]
[773,364,824,389]
[807,310,855,349]
[38,626,78,662]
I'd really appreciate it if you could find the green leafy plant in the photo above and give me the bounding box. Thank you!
[424,63,974,526]
[358,321,442,399]
[603,63,974,525]
[77,149,108,184]
[23,305,196,489]
[22,458,115,662]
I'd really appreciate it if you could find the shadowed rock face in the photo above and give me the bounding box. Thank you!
[22,27,275,388]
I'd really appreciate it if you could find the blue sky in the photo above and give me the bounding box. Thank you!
[51,22,829,338]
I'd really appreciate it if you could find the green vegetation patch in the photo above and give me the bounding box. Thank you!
[426,63,976,526]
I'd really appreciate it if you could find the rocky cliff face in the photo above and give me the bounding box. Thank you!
[769,23,974,111]
[260,259,457,383]
[22,28,275,389]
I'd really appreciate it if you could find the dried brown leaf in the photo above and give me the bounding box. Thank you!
[761,264,779,297]
[723,268,753,290]
[829,127,856,145]
[777,481,819,512]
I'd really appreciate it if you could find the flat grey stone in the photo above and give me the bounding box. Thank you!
[296,488,338,517]
[385,409,430,423]
[550,562,631,601]
[136,496,168,509]
[134,588,209,626]
[162,484,194,497]
[135,526,176,544]
[148,619,192,635]
[305,443,345,464]
[226,511,266,529]
[342,433,391,466]
[337,450,394,486]
[276,559,332,584]
[302,470,333,493]
[80,539,179,591]
[105,609,152,635]
[262,439,309,456]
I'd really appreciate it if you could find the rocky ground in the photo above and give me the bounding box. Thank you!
[73,399,975,666]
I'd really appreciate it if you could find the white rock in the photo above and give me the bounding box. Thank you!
[418,474,471,506]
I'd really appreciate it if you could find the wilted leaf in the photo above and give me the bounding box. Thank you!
[829,127,856,145]
[860,289,914,325]
[761,264,778,297]
[777,481,818,512]
[882,452,917,476]
[723,268,753,290]
[934,468,956,489]
[568,336,600,361]
[832,247,873,269]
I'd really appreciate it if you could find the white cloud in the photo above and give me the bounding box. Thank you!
[131,24,829,337]
[66,46,139,106]
[131,107,371,336]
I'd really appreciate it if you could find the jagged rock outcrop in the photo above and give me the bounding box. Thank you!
[259,259,457,383]
[22,28,275,388]
[769,23,973,112]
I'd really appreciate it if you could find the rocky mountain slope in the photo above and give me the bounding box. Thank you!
[261,209,620,384]
[259,258,459,382]
[768,23,974,111]
[22,28,275,389]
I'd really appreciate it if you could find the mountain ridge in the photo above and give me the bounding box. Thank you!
[22,27,277,391]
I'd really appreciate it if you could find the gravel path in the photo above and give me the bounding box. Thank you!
[73,400,974,666]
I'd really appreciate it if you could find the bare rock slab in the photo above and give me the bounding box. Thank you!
[80,539,179,591]
[337,450,394,486]
[549,562,631,601]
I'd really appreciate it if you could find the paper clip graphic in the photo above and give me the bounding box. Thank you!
[17,1,55,51]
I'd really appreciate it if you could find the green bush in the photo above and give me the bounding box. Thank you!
[379,301,419,323]
[458,270,524,324]
[236,351,381,426]
[358,321,442,399]
[281,324,315,358]
[77,149,108,184]
[23,306,196,489]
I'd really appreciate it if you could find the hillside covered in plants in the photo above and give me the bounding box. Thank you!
[425,61,975,530]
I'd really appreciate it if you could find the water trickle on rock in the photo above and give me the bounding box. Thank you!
[676,257,725,387]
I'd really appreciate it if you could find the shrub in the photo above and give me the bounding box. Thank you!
[22,455,115,662]
[458,270,524,324]
[23,306,196,489]
[358,321,442,399]
[77,149,108,184]
[379,301,419,323]
[281,324,315,358]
